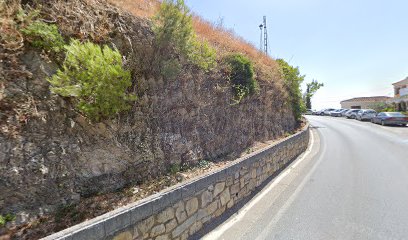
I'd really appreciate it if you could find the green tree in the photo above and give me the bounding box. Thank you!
[48,40,135,121]
[153,0,216,73]
[276,59,305,122]
[304,80,324,109]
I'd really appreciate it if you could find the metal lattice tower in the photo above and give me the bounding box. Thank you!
[259,16,268,55]
[263,16,268,55]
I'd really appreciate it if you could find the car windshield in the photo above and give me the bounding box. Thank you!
[386,112,406,117]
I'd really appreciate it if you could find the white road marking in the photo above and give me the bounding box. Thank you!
[255,130,326,239]
[203,130,316,240]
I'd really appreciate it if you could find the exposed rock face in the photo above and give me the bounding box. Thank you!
[0,0,295,224]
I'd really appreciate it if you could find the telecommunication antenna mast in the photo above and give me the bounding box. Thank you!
[263,16,268,55]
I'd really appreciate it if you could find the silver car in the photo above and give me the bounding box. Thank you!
[345,109,360,119]
[323,108,335,116]
[340,109,350,117]
[331,109,348,117]
[356,109,377,121]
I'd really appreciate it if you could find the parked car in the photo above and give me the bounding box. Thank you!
[356,109,377,121]
[331,109,348,117]
[340,109,350,117]
[315,109,326,115]
[345,109,360,119]
[323,108,335,116]
[329,109,341,116]
[371,112,408,126]
[304,109,313,115]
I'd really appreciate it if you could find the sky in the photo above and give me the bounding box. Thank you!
[185,0,408,110]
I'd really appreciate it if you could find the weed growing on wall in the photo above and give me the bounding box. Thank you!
[21,21,65,53]
[169,163,181,175]
[153,0,216,73]
[0,214,15,227]
[48,40,136,121]
[225,53,258,103]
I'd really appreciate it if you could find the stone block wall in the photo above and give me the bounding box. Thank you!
[43,125,309,240]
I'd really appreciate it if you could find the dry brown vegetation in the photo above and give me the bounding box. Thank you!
[108,0,159,18]
[108,0,282,81]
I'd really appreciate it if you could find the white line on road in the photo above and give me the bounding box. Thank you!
[255,130,326,239]
[203,130,317,240]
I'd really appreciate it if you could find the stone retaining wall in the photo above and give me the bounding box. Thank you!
[43,125,309,240]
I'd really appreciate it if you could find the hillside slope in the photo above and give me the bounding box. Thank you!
[0,0,295,237]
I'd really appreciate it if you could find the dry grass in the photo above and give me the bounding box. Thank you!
[107,0,159,18]
[0,0,24,50]
[192,15,281,81]
[108,0,282,82]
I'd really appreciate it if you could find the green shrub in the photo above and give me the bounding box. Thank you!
[48,40,135,121]
[225,53,257,102]
[188,38,217,70]
[153,0,216,72]
[276,59,305,122]
[154,0,193,57]
[21,21,65,53]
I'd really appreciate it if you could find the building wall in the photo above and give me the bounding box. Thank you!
[399,87,408,97]
[340,101,384,109]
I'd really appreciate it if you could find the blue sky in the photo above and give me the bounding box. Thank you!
[185,0,408,109]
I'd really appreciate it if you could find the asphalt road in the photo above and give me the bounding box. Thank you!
[203,116,408,240]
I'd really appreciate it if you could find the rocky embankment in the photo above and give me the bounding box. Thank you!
[0,0,295,235]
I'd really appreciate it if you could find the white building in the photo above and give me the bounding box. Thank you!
[389,77,408,111]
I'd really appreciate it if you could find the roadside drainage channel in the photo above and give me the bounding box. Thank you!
[43,124,310,240]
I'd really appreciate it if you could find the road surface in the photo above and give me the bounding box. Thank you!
[203,116,408,240]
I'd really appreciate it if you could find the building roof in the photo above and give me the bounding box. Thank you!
[392,77,408,86]
[340,96,391,103]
